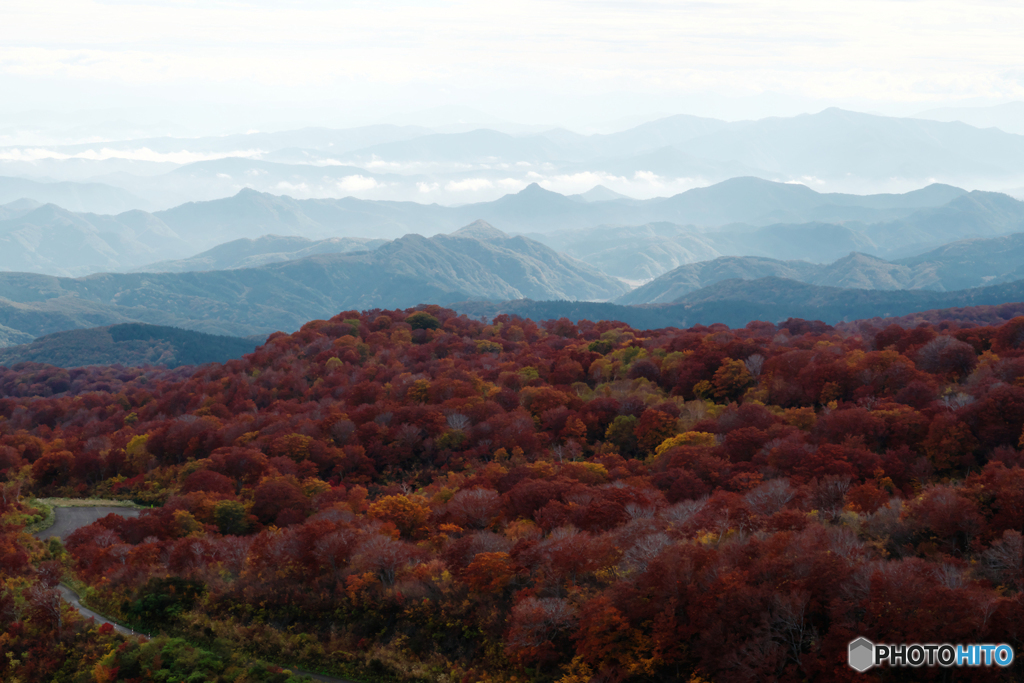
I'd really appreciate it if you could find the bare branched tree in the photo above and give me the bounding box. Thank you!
[745,479,795,517]
[810,475,850,523]
[744,354,765,378]
[446,412,471,430]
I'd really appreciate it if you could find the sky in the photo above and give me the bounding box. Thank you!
[2,0,1024,135]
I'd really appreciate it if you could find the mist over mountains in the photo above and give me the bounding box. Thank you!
[1,170,1024,346]
[0,176,148,213]
[4,105,1024,353]
[3,176,1017,278]
[4,108,1024,214]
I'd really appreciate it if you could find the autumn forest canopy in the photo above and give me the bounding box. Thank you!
[4,305,1024,681]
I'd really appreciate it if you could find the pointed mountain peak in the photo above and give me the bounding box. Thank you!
[26,203,77,220]
[451,220,508,241]
[573,185,628,202]
[825,252,893,270]
[517,182,557,196]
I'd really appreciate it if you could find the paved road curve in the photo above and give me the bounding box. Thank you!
[36,505,361,683]
[34,506,141,542]
[58,585,136,636]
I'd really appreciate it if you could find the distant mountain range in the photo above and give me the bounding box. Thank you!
[311,108,1024,194]
[619,230,1024,304]
[6,223,1024,344]
[5,108,1024,210]
[0,202,193,277]
[541,187,1024,280]
[0,198,41,221]
[0,222,625,342]
[0,176,150,214]
[5,109,1024,350]
[5,242,1024,349]
[2,177,1007,278]
[0,323,259,369]
[916,102,1024,136]
[536,223,722,282]
[459,276,1024,330]
[139,234,389,273]
[668,277,1024,328]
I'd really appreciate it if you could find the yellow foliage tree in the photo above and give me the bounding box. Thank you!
[654,431,717,456]
[367,494,430,537]
[125,434,155,475]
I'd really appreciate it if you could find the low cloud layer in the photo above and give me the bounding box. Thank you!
[0,147,266,165]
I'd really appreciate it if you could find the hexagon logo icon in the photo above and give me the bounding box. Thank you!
[849,637,874,672]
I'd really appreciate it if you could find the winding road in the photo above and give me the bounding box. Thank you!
[57,585,136,636]
[35,504,360,683]
[34,505,141,542]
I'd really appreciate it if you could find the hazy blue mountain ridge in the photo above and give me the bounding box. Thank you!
[555,187,1024,280]
[0,221,626,342]
[619,230,1024,304]
[0,176,151,214]
[139,234,390,273]
[674,108,1024,185]
[535,223,722,281]
[0,203,192,276]
[0,199,43,220]
[7,108,1024,209]
[0,177,1017,282]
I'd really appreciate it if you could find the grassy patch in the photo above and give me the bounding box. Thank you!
[63,577,89,598]
[23,498,56,534]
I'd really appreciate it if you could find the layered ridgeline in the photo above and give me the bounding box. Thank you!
[0,203,191,277]
[8,108,1024,210]
[455,277,1024,330]
[0,175,149,214]
[620,230,1024,304]
[9,225,1024,342]
[139,234,390,273]
[0,221,625,342]
[0,176,1011,278]
[544,187,1024,280]
[0,323,259,369]
[4,177,1024,341]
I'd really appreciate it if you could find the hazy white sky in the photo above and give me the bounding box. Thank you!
[2,0,1023,132]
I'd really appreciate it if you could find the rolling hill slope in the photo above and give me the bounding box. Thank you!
[620,230,1024,305]
[0,323,259,369]
[0,222,626,342]
[139,234,389,272]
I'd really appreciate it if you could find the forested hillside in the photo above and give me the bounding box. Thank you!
[0,222,625,341]
[4,305,1024,681]
[0,323,260,369]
